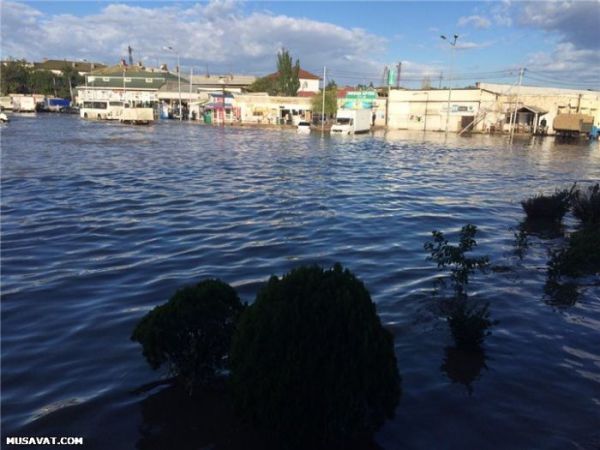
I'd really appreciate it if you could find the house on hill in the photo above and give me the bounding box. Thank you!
[33,59,106,76]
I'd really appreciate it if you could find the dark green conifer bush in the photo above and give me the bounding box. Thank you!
[229,264,401,447]
[548,227,600,278]
[131,279,244,393]
[571,183,600,225]
[520,186,574,222]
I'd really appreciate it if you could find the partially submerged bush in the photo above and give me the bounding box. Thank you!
[425,225,495,349]
[132,279,244,393]
[447,300,494,350]
[424,224,489,295]
[572,183,600,224]
[230,264,400,447]
[520,186,574,222]
[548,227,600,278]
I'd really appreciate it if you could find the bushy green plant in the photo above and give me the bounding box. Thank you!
[424,224,489,295]
[131,279,244,393]
[229,264,401,447]
[572,183,600,225]
[520,186,574,222]
[447,300,494,350]
[548,227,600,278]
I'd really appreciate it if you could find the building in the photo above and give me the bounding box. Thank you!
[234,93,313,125]
[478,82,600,135]
[188,74,257,93]
[76,61,182,107]
[385,83,600,135]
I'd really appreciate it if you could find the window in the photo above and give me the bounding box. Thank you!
[124,77,131,82]
[146,78,153,83]
[102,77,110,82]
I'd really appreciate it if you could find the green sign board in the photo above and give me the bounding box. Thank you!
[345,91,378,100]
[343,91,377,109]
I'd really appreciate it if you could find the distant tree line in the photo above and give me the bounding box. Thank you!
[1,60,84,99]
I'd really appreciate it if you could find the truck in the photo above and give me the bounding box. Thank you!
[553,113,594,138]
[330,109,372,135]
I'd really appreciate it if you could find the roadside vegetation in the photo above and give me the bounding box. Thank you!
[1,59,83,99]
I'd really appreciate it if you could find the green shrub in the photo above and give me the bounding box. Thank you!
[548,227,600,278]
[424,224,489,295]
[131,279,244,393]
[447,300,494,350]
[520,186,574,222]
[572,183,600,225]
[229,264,401,447]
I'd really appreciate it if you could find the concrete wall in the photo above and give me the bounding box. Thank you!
[387,89,503,133]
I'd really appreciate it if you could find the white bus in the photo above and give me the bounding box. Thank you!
[80,101,124,120]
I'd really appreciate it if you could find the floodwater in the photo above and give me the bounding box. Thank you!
[1,114,599,449]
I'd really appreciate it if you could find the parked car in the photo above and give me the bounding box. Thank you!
[297,121,311,134]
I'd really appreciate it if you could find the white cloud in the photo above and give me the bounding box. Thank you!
[457,15,491,29]
[519,0,600,49]
[0,0,387,79]
[525,42,600,87]
[455,40,493,50]
[492,0,513,27]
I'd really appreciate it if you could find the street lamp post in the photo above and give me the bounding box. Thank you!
[441,34,459,136]
[164,46,182,121]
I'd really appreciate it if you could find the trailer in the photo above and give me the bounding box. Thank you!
[44,98,70,112]
[553,113,594,138]
[331,109,372,135]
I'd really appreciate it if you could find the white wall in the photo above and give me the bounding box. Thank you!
[298,78,320,93]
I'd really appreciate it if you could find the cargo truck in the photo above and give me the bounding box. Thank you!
[553,113,594,138]
[331,109,372,135]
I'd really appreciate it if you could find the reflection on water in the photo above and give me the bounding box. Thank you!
[441,346,487,396]
[518,218,565,240]
[2,115,600,449]
[137,382,383,450]
[544,279,580,307]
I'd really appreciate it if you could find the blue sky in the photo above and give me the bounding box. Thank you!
[2,1,599,88]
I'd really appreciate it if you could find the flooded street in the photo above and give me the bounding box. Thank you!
[2,114,599,449]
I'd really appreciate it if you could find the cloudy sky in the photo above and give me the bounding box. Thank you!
[1,0,599,89]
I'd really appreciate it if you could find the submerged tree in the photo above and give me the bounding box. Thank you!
[425,225,494,350]
[424,224,489,296]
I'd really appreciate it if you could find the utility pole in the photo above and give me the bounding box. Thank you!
[385,66,390,128]
[441,34,459,136]
[396,62,402,89]
[510,67,525,141]
[189,67,193,121]
[321,66,326,134]
[439,72,443,89]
